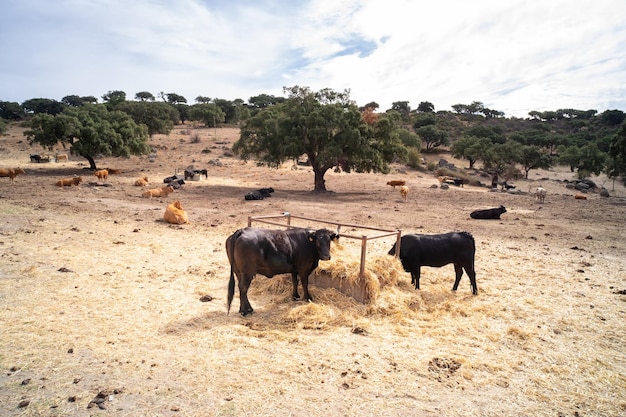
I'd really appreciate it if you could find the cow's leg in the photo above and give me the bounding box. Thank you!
[238,274,254,316]
[300,274,313,302]
[411,268,420,290]
[465,264,478,295]
[452,264,463,291]
[291,272,301,301]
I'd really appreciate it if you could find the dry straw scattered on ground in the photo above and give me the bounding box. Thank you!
[0,124,625,416]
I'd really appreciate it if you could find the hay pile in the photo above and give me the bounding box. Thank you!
[249,239,455,329]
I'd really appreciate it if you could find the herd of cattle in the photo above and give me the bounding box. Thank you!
[1,157,595,316]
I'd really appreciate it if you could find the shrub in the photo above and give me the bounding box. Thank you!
[407,147,422,168]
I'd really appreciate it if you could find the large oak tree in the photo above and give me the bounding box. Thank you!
[234,86,405,192]
[25,104,150,170]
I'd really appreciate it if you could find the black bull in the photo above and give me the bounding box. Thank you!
[388,232,477,295]
[226,227,339,316]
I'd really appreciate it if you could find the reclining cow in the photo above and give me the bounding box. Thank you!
[244,187,275,200]
[226,227,339,316]
[470,205,507,220]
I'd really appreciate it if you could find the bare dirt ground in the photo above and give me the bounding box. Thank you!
[1,124,625,417]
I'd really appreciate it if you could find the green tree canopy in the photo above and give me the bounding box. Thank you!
[22,98,65,115]
[189,103,225,127]
[102,90,126,106]
[416,101,435,113]
[484,140,522,173]
[415,124,449,151]
[165,93,187,104]
[61,95,86,107]
[116,101,179,136]
[25,104,149,169]
[518,145,552,178]
[135,91,156,101]
[608,121,626,181]
[0,101,25,120]
[450,136,493,169]
[234,86,405,192]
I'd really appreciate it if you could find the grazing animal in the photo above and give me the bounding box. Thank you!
[386,180,406,189]
[30,154,50,163]
[167,179,185,190]
[184,169,208,180]
[163,200,189,224]
[501,181,516,191]
[0,167,26,183]
[438,176,464,187]
[134,177,149,186]
[94,169,108,182]
[536,187,547,203]
[226,227,339,316]
[470,205,507,220]
[388,232,477,294]
[575,193,587,200]
[244,187,275,200]
[142,186,175,198]
[55,154,68,162]
[163,174,184,184]
[399,185,409,202]
[105,168,122,174]
[55,176,82,187]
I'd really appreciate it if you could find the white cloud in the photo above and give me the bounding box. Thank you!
[0,0,624,117]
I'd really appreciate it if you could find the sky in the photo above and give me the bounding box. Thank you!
[1,0,625,118]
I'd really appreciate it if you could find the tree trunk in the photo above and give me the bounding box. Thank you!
[85,155,97,170]
[313,166,328,192]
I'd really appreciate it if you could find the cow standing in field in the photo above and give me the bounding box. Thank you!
[94,169,108,182]
[226,227,339,316]
[0,167,25,183]
[388,232,477,294]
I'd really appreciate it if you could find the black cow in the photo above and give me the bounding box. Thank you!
[163,174,184,183]
[184,169,208,180]
[244,187,275,200]
[226,227,339,316]
[388,232,477,294]
[470,205,506,220]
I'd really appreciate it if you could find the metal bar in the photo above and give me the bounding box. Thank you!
[338,231,399,240]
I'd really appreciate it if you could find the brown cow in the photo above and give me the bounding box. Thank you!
[0,167,26,183]
[55,176,83,187]
[142,186,174,198]
[55,154,68,162]
[163,200,189,224]
[386,180,406,189]
[94,169,108,181]
[399,185,409,202]
[134,176,149,186]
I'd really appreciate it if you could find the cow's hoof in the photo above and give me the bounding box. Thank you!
[292,295,301,301]
[240,308,254,316]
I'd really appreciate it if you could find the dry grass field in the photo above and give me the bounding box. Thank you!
[1,124,625,417]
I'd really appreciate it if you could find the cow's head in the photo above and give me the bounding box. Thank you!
[499,205,507,213]
[308,229,339,261]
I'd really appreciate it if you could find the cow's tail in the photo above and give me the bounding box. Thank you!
[226,229,244,315]
[227,266,235,315]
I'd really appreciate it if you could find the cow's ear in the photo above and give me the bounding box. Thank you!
[331,233,339,241]
[307,231,316,242]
